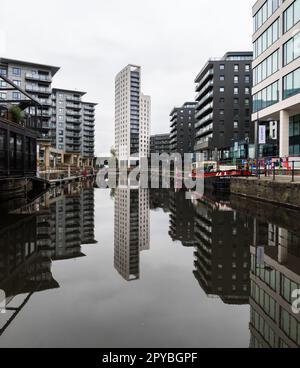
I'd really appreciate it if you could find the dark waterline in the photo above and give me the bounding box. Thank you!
[0,182,299,348]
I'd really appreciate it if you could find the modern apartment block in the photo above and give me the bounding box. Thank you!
[0,58,60,140]
[169,102,197,155]
[252,0,300,157]
[115,65,151,167]
[194,52,253,160]
[150,134,170,155]
[51,88,96,161]
[0,58,97,167]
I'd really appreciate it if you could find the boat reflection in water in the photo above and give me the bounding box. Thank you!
[0,181,97,336]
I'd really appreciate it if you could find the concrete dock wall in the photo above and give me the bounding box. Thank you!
[230,177,300,209]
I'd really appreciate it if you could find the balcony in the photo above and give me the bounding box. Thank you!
[195,113,213,129]
[196,123,213,138]
[195,69,214,92]
[195,80,213,101]
[25,85,51,94]
[195,102,213,120]
[66,110,81,117]
[25,73,51,82]
[196,91,213,110]
[66,118,81,124]
[66,96,81,102]
[67,103,81,110]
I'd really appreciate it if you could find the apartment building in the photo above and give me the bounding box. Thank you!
[150,134,170,155]
[0,58,60,140]
[52,88,96,162]
[115,65,151,167]
[194,52,253,160]
[169,102,197,155]
[252,0,300,157]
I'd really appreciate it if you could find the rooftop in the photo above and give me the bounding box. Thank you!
[195,51,253,82]
[52,88,86,96]
[0,57,60,76]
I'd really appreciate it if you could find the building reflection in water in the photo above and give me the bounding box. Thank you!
[114,183,150,281]
[0,182,97,336]
[249,216,300,348]
[169,190,197,247]
[192,195,252,305]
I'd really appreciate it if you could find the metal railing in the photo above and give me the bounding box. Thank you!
[250,157,300,183]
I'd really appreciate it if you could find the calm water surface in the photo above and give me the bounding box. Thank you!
[0,182,299,348]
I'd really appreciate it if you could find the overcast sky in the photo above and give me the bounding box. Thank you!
[2,0,253,155]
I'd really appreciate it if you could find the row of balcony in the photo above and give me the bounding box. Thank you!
[195,112,213,129]
[25,73,52,82]
[195,69,214,92]
[25,85,51,94]
[196,91,213,111]
[195,80,213,102]
[195,102,213,120]
[196,123,213,138]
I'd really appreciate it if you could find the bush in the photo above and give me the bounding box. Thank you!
[9,106,25,124]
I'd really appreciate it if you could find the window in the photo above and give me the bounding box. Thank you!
[283,67,300,99]
[245,87,250,95]
[13,80,21,87]
[220,87,225,93]
[234,65,239,72]
[234,87,239,95]
[0,93,6,100]
[220,75,225,81]
[253,80,279,112]
[0,68,6,76]
[245,64,250,72]
[284,32,300,66]
[234,98,239,104]
[220,64,225,70]
[253,0,281,33]
[12,68,21,76]
[253,49,279,85]
[234,76,239,84]
[245,76,250,83]
[12,92,21,100]
[254,18,280,58]
[234,121,239,129]
[284,0,300,33]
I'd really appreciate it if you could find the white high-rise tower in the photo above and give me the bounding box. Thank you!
[114,65,151,167]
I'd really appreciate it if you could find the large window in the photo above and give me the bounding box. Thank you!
[284,31,300,65]
[254,18,279,58]
[253,80,279,112]
[253,50,279,85]
[284,0,300,33]
[289,114,300,155]
[253,0,281,33]
[283,67,300,99]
